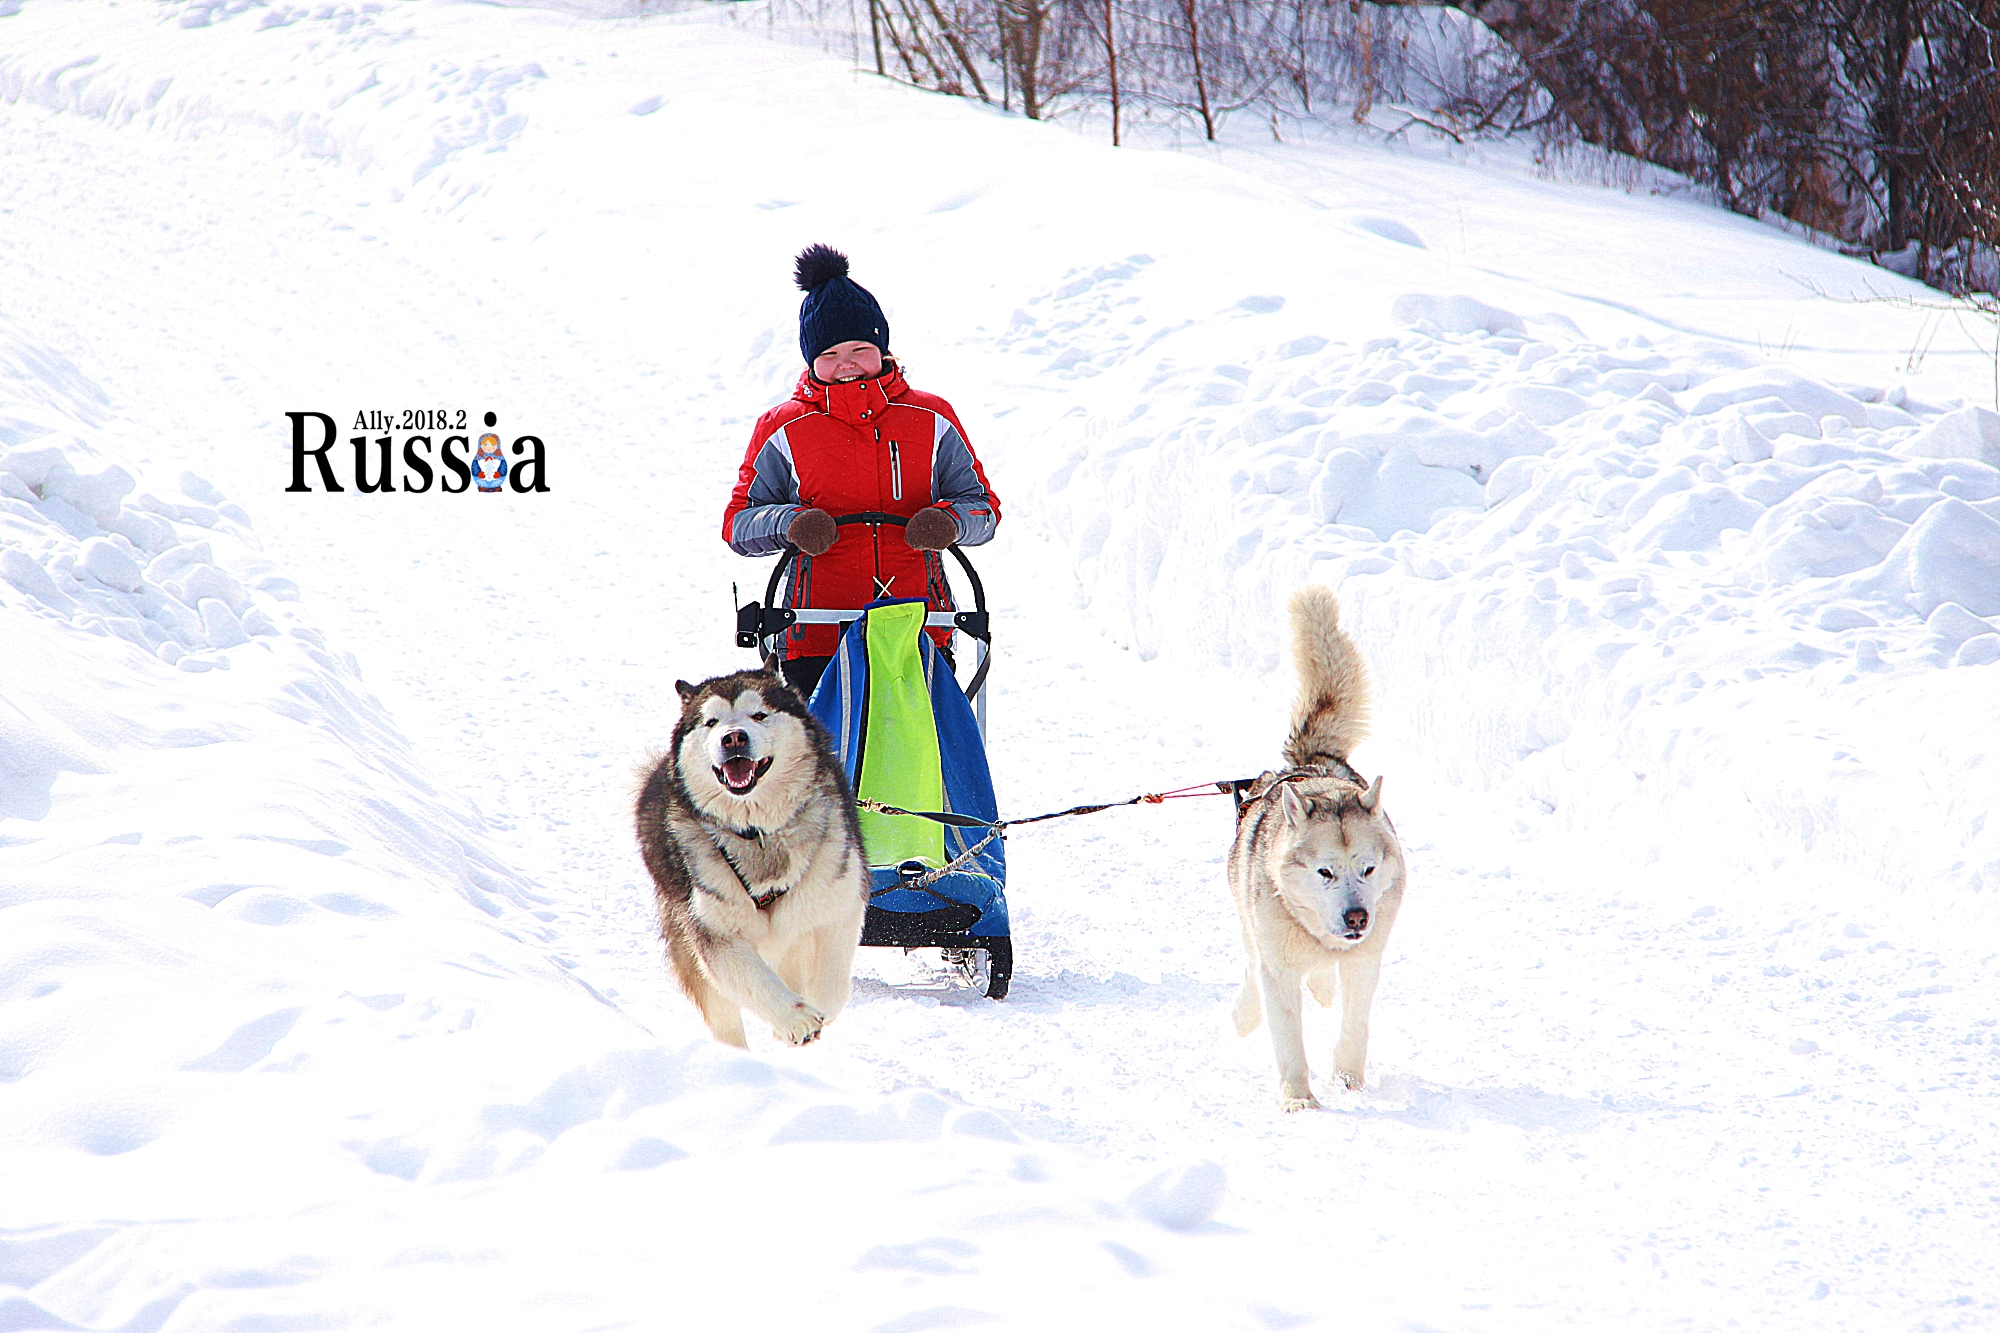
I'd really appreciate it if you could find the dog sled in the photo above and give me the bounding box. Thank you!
[735,512,1011,999]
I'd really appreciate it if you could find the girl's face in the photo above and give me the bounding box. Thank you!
[478,436,499,455]
[811,341,883,384]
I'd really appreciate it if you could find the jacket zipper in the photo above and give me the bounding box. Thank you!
[878,428,895,597]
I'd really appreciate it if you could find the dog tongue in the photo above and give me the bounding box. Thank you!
[720,758,759,789]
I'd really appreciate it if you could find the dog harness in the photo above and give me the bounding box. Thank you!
[1223,759,1364,820]
[708,826,789,910]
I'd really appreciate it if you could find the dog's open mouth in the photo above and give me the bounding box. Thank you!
[716,757,772,795]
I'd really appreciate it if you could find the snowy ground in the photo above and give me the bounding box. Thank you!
[3,2,1998,1329]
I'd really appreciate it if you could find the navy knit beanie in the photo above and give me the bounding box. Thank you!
[795,244,890,364]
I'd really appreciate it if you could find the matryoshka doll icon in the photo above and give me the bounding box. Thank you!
[473,433,508,493]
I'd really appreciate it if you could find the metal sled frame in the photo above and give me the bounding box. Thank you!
[733,511,1009,998]
[735,512,991,738]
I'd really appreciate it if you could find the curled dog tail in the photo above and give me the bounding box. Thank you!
[1282,585,1370,769]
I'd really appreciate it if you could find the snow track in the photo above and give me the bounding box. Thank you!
[3,3,1998,1330]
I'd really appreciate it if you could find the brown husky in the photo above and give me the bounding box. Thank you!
[634,664,868,1048]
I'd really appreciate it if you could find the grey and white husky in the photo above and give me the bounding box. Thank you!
[634,663,868,1048]
[1229,586,1407,1110]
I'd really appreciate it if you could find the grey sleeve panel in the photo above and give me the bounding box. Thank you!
[930,420,998,547]
[727,428,804,556]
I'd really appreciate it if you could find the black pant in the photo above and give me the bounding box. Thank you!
[782,655,833,699]
[783,642,956,701]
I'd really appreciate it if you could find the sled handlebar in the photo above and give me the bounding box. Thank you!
[737,513,990,658]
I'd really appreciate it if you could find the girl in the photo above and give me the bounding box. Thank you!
[723,245,1001,698]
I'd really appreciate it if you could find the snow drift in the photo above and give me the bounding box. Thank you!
[1030,286,2000,921]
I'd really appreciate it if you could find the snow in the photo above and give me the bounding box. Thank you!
[3,2,1999,1329]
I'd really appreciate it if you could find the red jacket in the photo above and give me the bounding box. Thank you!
[723,362,1000,658]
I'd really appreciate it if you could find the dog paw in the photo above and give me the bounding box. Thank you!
[1278,1093,1321,1113]
[773,1001,825,1046]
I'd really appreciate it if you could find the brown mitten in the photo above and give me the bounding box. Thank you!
[904,506,958,551]
[786,507,838,556]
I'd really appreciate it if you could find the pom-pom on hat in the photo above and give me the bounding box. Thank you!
[795,243,890,365]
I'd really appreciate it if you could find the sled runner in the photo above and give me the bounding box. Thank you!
[735,513,1011,999]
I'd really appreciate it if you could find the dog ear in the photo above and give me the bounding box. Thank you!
[675,680,699,702]
[756,657,785,680]
[1276,781,1306,825]
[1359,775,1384,811]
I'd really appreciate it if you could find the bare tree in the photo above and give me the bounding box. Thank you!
[1102,0,1125,142]
[1363,0,1997,292]
[778,0,1993,289]
[1178,0,1217,137]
